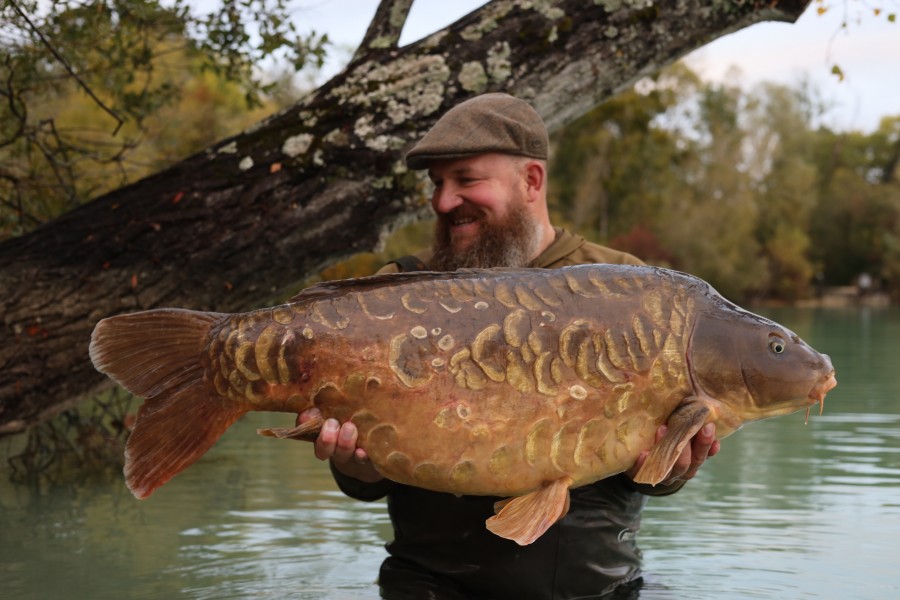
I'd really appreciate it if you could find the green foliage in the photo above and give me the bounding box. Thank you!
[189,0,328,106]
[0,0,324,238]
[549,64,900,302]
[550,64,701,241]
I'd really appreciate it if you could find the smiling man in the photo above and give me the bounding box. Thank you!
[300,93,719,599]
[397,93,642,273]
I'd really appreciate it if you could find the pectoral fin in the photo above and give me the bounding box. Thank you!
[257,413,324,442]
[485,476,573,546]
[632,400,710,485]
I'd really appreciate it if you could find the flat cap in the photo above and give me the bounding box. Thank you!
[405,93,548,170]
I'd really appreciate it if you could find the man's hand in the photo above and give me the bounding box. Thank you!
[297,408,384,483]
[626,423,721,487]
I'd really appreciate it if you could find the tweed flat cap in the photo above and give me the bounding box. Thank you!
[405,93,548,170]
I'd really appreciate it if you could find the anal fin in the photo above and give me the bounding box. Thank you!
[632,400,710,485]
[485,476,573,546]
[257,413,324,442]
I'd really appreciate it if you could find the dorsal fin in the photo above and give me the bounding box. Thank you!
[284,263,661,306]
[288,271,448,303]
[287,267,538,304]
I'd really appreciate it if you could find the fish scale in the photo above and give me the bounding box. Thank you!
[89,264,836,546]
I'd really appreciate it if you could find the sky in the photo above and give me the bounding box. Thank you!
[287,0,899,133]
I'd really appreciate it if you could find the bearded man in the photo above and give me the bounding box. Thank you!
[299,93,719,599]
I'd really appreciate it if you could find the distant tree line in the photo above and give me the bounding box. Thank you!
[548,64,900,302]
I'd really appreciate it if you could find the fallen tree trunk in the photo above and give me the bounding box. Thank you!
[0,0,811,435]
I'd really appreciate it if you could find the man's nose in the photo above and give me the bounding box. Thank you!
[432,183,462,213]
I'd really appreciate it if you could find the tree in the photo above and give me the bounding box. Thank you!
[0,0,325,237]
[809,117,900,289]
[746,82,819,300]
[551,68,899,303]
[549,64,700,242]
[0,0,813,436]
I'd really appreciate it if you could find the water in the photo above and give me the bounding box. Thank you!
[2,307,899,599]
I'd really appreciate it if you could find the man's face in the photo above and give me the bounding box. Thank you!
[428,153,540,270]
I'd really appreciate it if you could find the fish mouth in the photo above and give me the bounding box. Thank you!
[805,370,837,423]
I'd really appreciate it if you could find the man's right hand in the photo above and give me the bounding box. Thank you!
[297,408,384,483]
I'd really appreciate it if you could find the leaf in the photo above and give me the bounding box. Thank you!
[831,64,845,82]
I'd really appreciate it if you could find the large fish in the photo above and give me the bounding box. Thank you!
[89,264,836,545]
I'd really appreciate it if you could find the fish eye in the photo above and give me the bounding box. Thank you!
[769,336,786,354]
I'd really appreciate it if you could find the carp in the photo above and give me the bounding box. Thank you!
[89,264,836,545]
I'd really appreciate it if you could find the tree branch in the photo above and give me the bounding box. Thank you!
[1,54,27,149]
[351,0,414,63]
[8,0,125,135]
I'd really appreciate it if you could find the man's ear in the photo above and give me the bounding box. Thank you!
[523,160,546,201]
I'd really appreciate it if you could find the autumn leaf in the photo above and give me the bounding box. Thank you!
[831,64,845,82]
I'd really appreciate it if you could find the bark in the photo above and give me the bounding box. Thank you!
[0,0,812,435]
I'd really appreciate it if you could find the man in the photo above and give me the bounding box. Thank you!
[299,93,720,599]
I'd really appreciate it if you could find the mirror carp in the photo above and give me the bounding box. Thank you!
[89,264,837,545]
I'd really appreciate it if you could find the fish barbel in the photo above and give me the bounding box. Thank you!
[89,264,836,545]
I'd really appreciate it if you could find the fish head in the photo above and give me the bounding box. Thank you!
[689,302,836,425]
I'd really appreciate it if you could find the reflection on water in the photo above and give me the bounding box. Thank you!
[0,412,392,600]
[2,308,900,599]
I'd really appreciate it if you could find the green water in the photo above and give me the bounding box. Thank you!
[2,307,898,599]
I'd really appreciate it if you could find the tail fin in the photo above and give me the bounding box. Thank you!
[89,309,247,498]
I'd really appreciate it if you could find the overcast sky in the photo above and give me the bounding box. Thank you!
[290,0,898,133]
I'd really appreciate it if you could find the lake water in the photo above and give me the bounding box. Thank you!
[2,307,899,599]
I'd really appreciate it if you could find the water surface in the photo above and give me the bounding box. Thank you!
[2,307,898,599]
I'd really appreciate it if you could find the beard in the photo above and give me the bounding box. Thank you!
[430,201,542,271]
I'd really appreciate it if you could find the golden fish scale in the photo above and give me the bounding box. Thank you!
[206,267,696,496]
